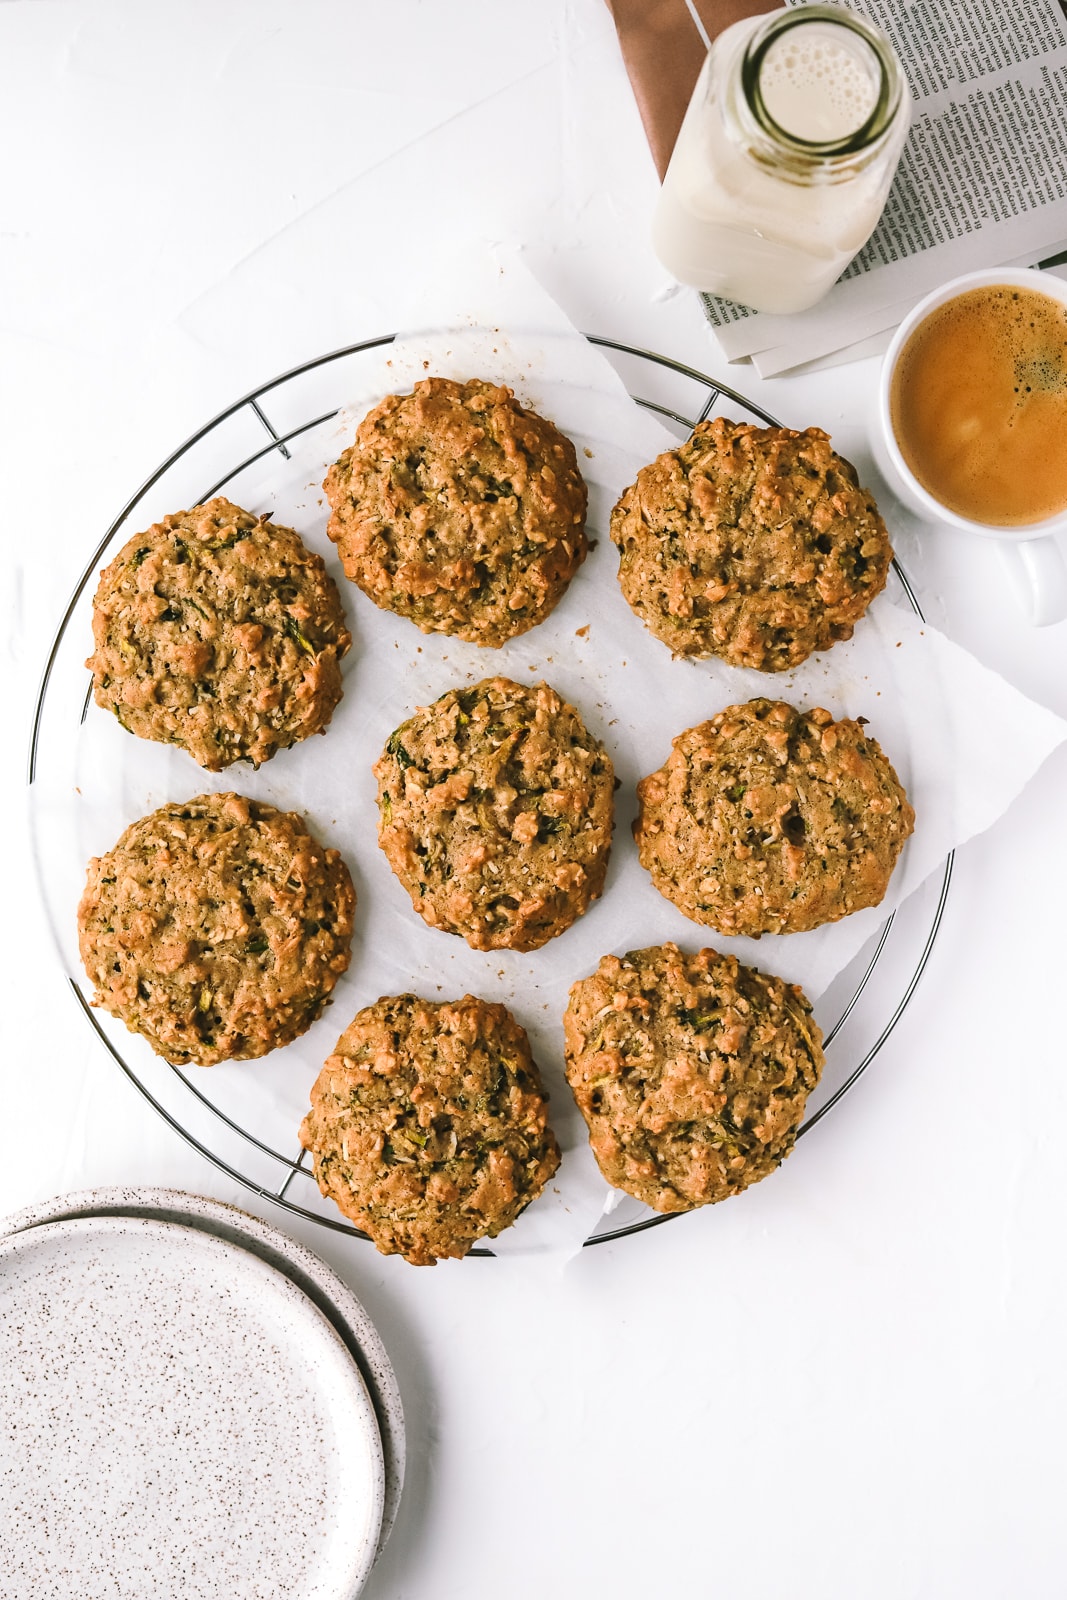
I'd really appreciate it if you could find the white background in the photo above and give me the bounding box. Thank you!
[3,4,1067,1596]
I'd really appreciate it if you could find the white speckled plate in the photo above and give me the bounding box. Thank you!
[0,1215,385,1600]
[0,1187,405,1558]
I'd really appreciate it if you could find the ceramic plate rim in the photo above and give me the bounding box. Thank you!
[0,1185,405,1557]
[0,1211,386,1600]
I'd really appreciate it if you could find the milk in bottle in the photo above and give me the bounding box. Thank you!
[653,4,909,315]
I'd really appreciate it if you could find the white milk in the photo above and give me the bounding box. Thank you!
[759,26,879,141]
[652,6,909,316]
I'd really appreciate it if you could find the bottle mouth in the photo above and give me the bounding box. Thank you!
[741,4,903,158]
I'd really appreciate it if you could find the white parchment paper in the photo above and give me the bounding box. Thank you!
[61,248,1067,1259]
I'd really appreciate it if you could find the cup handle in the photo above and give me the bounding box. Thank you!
[1001,536,1067,627]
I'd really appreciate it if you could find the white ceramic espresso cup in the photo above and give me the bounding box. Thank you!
[874,267,1067,627]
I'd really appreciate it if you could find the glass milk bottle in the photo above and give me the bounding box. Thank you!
[652,3,909,314]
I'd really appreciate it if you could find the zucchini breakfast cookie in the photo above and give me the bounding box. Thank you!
[374,677,614,951]
[78,793,355,1067]
[300,994,561,1265]
[610,418,892,670]
[634,699,914,937]
[564,944,824,1212]
[323,377,588,645]
[88,498,350,771]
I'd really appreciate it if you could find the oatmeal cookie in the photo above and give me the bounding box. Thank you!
[375,677,614,951]
[78,793,355,1066]
[610,418,892,670]
[634,699,914,936]
[564,943,823,1211]
[323,377,587,646]
[300,994,561,1265]
[88,498,350,771]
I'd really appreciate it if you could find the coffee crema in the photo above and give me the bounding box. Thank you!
[890,284,1067,527]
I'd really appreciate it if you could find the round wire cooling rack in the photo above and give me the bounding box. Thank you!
[28,333,953,1254]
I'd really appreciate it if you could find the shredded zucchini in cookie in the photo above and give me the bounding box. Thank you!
[300,993,560,1265]
[634,698,914,937]
[77,793,355,1067]
[87,498,351,772]
[374,675,615,952]
[323,377,587,647]
[564,943,824,1213]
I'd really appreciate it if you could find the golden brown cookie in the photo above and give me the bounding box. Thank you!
[374,676,614,952]
[88,498,350,771]
[565,944,824,1212]
[610,418,892,670]
[78,793,355,1066]
[633,699,914,936]
[300,994,561,1265]
[323,377,587,646]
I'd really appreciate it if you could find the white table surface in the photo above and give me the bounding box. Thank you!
[4,4,1067,1597]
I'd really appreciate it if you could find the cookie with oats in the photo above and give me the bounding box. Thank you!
[633,698,914,936]
[564,943,824,1212]
[610,418,892,670]
[300,993,561,1265]
[323,377,587,646]
[88,497,350,771]
[374,676,614,952]
[78,792,355,1067]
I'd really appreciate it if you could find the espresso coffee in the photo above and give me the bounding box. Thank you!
[890,284,1067,526]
